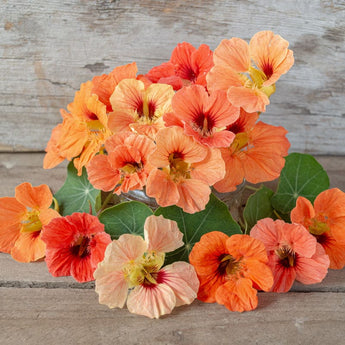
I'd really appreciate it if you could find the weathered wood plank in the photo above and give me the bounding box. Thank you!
[1,0,345,153]
[1,288,345,345]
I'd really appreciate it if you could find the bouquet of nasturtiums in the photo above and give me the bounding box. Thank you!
[1,31,345,319]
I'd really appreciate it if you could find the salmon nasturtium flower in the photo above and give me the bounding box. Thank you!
[87,132,156,194]
[146,126,225,213]
[214,109,290,193]
[189,231,273,312]
[41,212,111,283]
[145,42,214,90]
[164,85,239,148]
[251,218,330,293]
[0,182,60,262]
[91,62,138,112]
[108,79,174,139]
[94,215,199,319]
[44,81,112,175]
[291,189,345,269]
[207,31,294,113]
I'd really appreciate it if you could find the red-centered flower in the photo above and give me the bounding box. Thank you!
[108,79,174,139]
[189,232,273,312]
[87,132,156,194]
[213,109,290,192]
[250,218,330,292]
[0,182,60,262]
[291,189,345,269]
[146,126,225,213]
[41,213,111,283]
[207,31,294,113]
[164,85,239,148]
[145,42,214,90]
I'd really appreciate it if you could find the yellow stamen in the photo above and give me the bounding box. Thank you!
[309,218,329,236]
[21,209,42,233]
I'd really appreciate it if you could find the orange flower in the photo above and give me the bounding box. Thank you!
[207,31,294,113]
[189,232,273,312]
[291,189,345,269]
[251,218,329,292]
[145,42,214,90]
[214,109,290,192]
[146,126,225,213]
[91,62,138,112]
[44,81,112,175]
[108,79,174,139]
[87,132,156,194]
[164,85,239,148]
[0,182,60,262]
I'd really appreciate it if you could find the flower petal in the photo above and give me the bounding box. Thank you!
[15,183,53,210]
[215,277,258,312]
[160,262,199,307]
[144,215,183,253]
[94,268,129,308]
[127,284,176,319]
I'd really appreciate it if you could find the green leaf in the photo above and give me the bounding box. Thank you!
[271,153,329,214]
[243,185,274,232]
[54,161,100,216]
[98,201,153,240]
[154,194,241,264]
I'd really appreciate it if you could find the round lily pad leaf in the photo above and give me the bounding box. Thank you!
[99,201,153,239]
[54,162,100,216]
[271,153,329,214]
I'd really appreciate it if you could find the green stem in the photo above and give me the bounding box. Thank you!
[273,209,283,220]
[244,185,260,192]
[97,192,115,216]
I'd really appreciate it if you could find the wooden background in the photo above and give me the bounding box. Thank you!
[1,0,345,155]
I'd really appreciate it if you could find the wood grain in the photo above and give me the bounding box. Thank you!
[1,0,345,154]
[2,288,345,345]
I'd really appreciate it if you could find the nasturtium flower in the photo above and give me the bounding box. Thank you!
[91,62,138,112]
[0,182,60,262]
[291,189,345,269]
[94,215,199,319]
[213,109,290,193]
[108,79,174,139]
[189,231,273,312]
[250,218,329,293]
[41,212,111,283]
[164,85,239,148]
[146,126,225,213]
[145,42,214,90]
[44,81,112,175]
[207,31,294,113]
[87,132,156,194]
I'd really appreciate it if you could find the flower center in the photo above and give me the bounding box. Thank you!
[193,113,215,137]
[121,162,142,174]
[218,254,241,276]
[71,236,90,258]
[137,97,157,122]
[21,209,42,233]
[123,251,165,288]
[308,218,329,236]
[168,152,191,181]
[230,132,249,152]
[275,245,295,268]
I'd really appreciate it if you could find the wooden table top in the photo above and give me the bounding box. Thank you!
[1,153,345,345]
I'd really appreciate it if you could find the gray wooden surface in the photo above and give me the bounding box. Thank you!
[1,0,345,154]
[1,153,345,345]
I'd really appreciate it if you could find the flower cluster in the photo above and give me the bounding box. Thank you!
[43,30,291,213]
[1,31,345,318]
